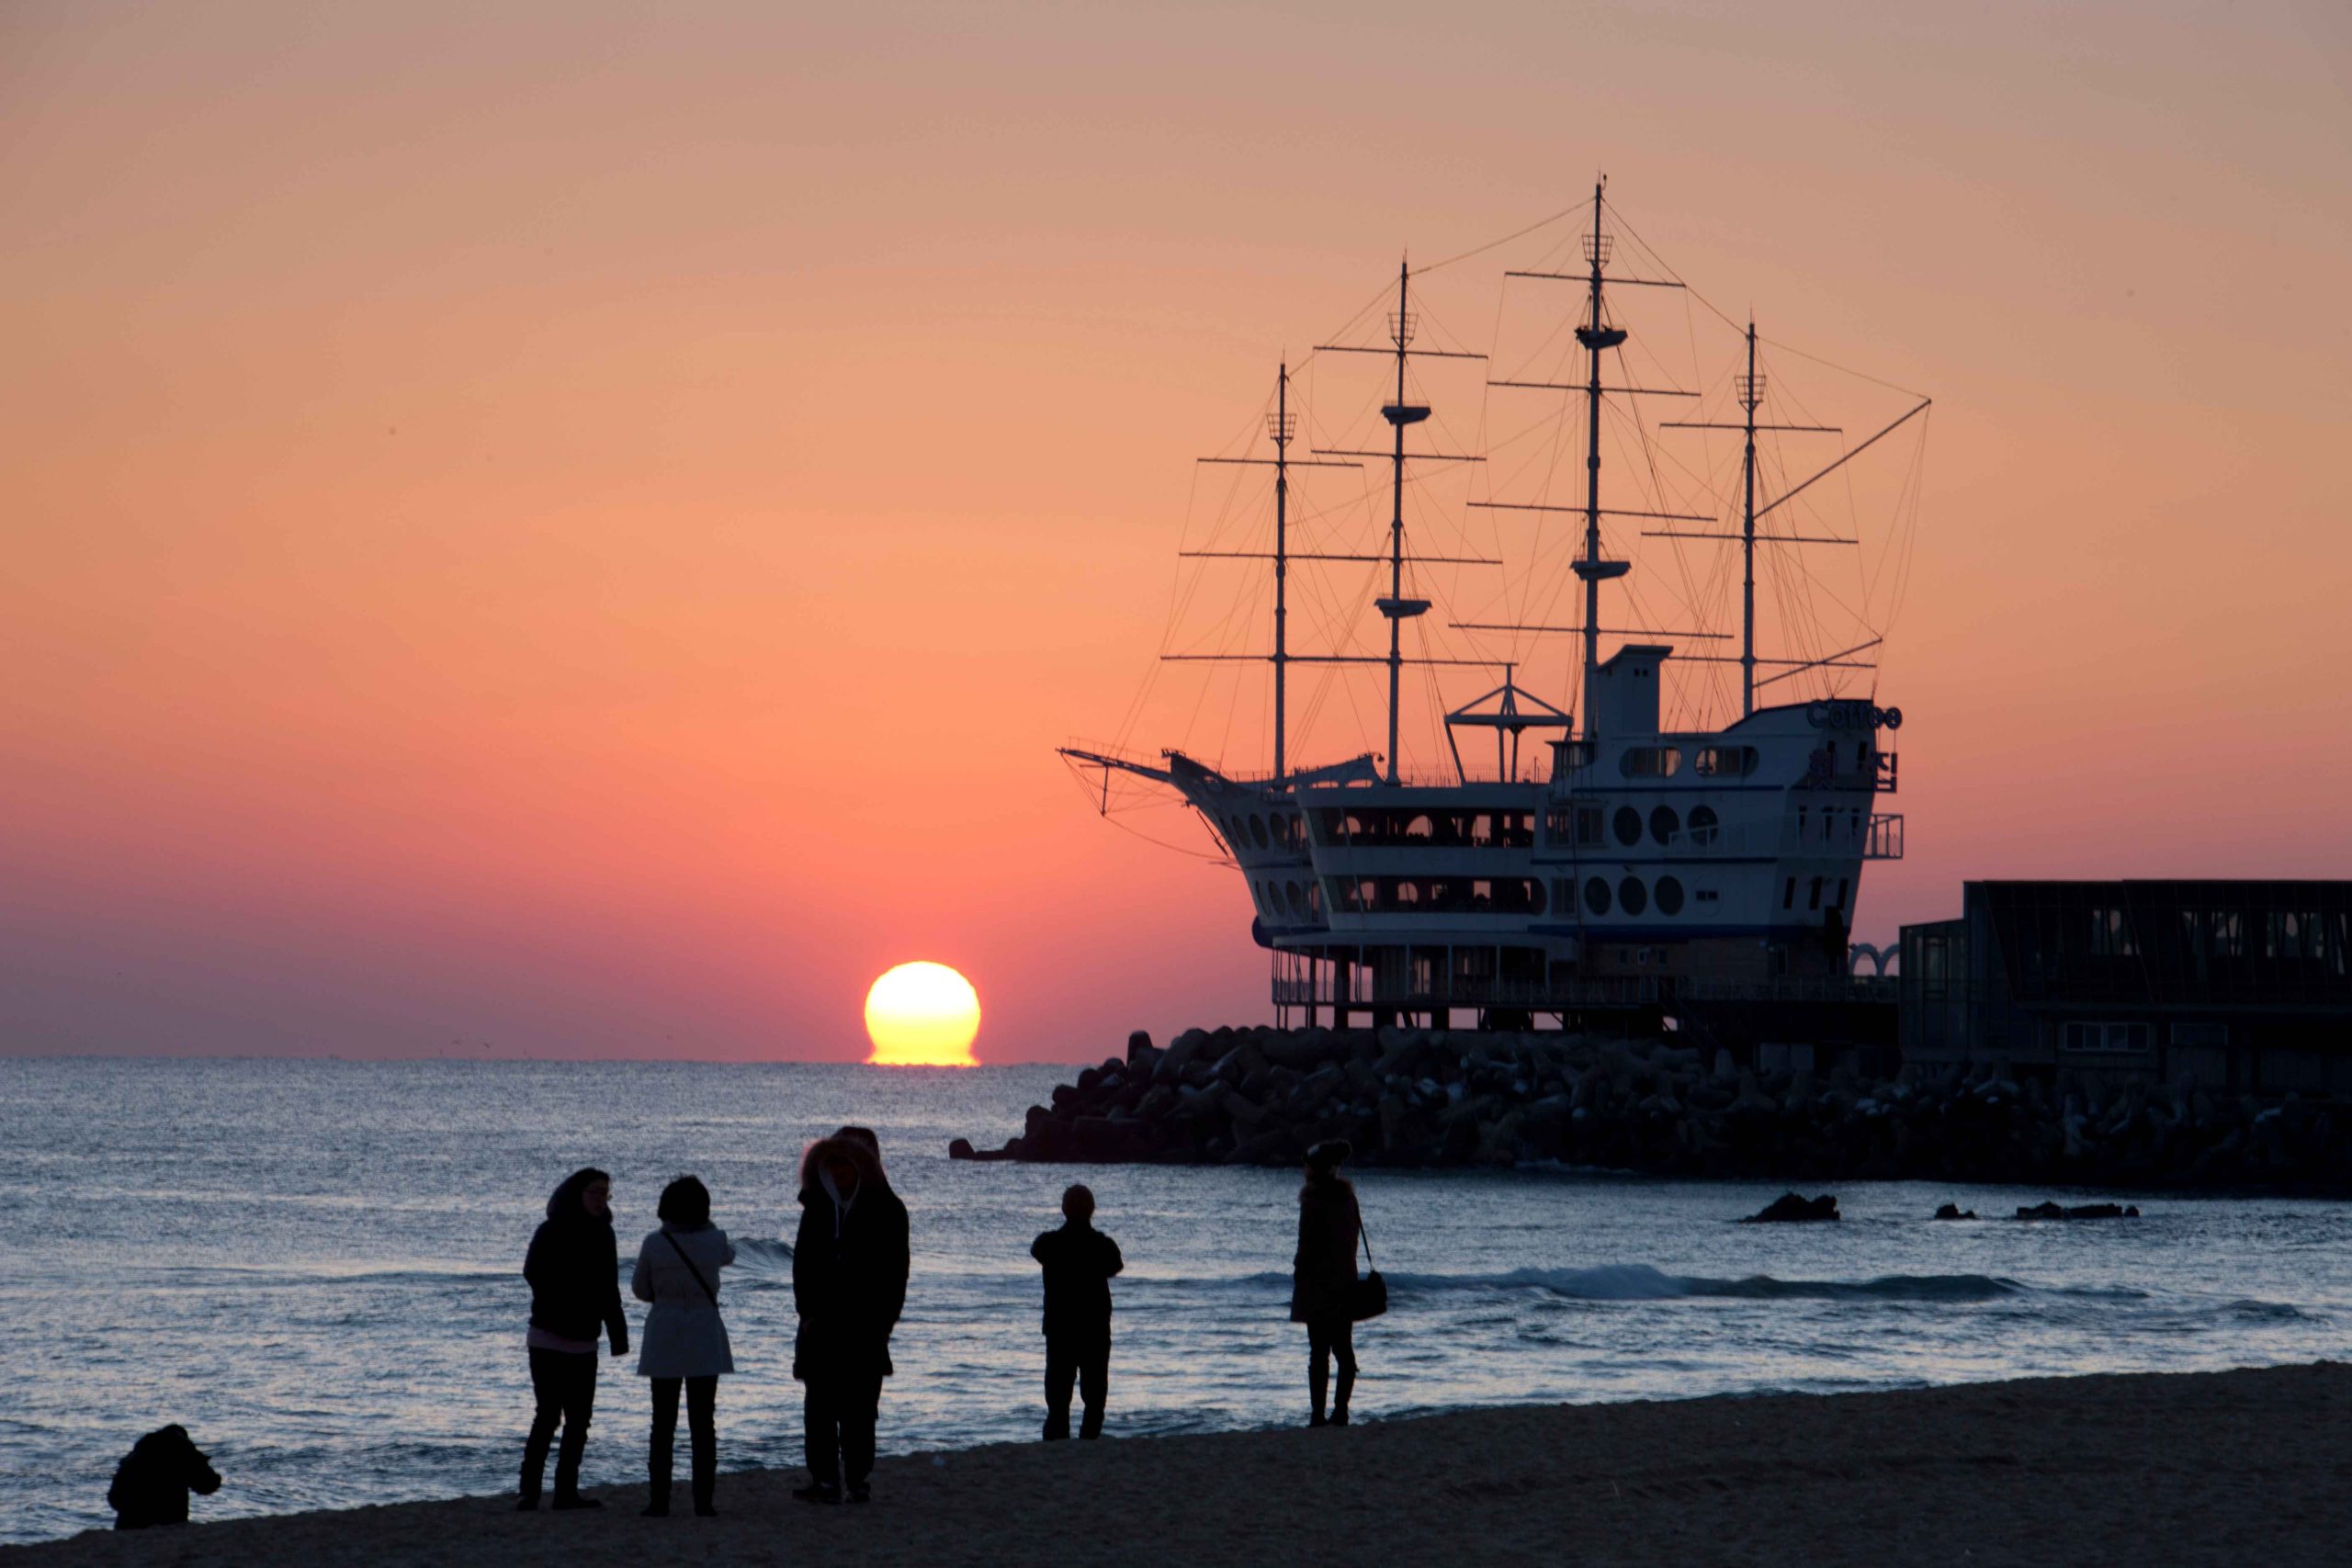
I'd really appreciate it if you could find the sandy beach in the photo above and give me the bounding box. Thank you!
[11,1362,2346,1567]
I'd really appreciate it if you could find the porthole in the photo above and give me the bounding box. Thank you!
[1619,876,1648,916]
[1650,805,1679,846]
[1689,805,1719,846]
[1656,875,1685,916]
[1250,816,1269,851]
[1613,806,1643,847]
[1285,882,1306,918]
[1584,876,1611,917]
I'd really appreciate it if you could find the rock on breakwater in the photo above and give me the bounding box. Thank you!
[951,1026,2352,1190]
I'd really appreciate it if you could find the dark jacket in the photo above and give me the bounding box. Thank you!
[1289,1174,1362,1324]
[525,1171,628,1350]
[107,1425,220,1529]
[791,1137,910,1382]
[1031,1222,1123,1344]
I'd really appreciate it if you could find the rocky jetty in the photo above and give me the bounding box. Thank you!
[950,1025,2352,1190]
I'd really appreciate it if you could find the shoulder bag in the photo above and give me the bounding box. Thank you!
[1350,1213,1387,1322]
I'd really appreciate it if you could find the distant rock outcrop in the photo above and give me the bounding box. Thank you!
[1743,1192,1839,1223]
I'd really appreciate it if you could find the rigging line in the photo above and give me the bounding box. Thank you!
[1411,198,1589,279]
[1604,198,1932,405]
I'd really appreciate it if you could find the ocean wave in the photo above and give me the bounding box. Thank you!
[1377,1264,2027,1303]
[733,1236,796,1270]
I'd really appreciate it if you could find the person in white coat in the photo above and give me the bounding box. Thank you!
[632,1175,735,1517]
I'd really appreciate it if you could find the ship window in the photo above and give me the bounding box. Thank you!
[1695,888,1720,904]
[1655,875,1684,916]
[2062,1021,2152,1056]
[1688,805,1719,846]
[1619,747,1684,778]
[1585,876,1611,917]
[1308,881,1323,916]
[1650,806,1679,846]
[1695,746,1758,777]
[1619,876,1648,916]
[1250,816,1269,850]
[1286,882,1306,918]
[1782,877,1796,910]
[1807,875,1824,912]
[1404,813,1434,842]
[1835,877,1849,911]
[1613,807,1643,847]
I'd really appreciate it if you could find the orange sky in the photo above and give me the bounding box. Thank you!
[4,2,2348,1061]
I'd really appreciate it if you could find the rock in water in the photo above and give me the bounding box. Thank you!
[1932,1202,1978,1220]
[1744,1192,1840,1223]
[2014,1201,2141,1221]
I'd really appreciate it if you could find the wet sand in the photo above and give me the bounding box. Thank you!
[11,1362,2347,1567]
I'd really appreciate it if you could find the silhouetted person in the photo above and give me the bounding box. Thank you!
[519,1167,628,1510]
[1291,1140,1363,1427]
[107,1425,220,1529]
[791,1134,909,1504]
[1031,1183,1123,1440]
[632,1175,735,1517]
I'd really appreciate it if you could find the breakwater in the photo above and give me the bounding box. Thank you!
[951,1026,2352,1190]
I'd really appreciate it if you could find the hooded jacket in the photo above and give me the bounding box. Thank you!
[1288,1173,1362,1324]
[525,1169,628,1349]
[790,1136,910,1381]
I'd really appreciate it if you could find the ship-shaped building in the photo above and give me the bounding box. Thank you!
[1066,186,1928,1037]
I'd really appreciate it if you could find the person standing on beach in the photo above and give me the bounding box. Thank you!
[519,1168,628,1510]
[791,1133,910,1504]
[631,1175,735,1517]
[1030,1183,1124,1440]
[1290,1140,1363,1427]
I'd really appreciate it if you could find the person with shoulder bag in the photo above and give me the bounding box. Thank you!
[632,1175,735,1517]
[1289,1140,1381,1427]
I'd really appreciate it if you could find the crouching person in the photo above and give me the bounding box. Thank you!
[107,1424,221,1529]
[1031,1183,1123,1439]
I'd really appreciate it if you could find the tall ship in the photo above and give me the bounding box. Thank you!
[1064,184,1929,1040]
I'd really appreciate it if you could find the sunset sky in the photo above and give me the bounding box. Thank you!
[5,2,2347,1062]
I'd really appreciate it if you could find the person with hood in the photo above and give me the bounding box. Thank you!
[631,1174,735,1517]
[1290,1140,1363,1427]
[1030,1183,1123,1440]
[790,1133,909,1504]
[519,1167,628,1509]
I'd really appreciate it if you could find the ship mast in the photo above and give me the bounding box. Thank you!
[1570,181,1632,730]
[1375,259,1433,784]
[1272,363,1293,781]
[1740,320,1758,716]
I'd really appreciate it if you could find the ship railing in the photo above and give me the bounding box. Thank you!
[1643,812,1886,859]
[1269,973,1899,1010]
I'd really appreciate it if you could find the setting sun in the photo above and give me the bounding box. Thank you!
[863,961,982,1066]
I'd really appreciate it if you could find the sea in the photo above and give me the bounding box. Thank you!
[3,1056,2348,1544]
